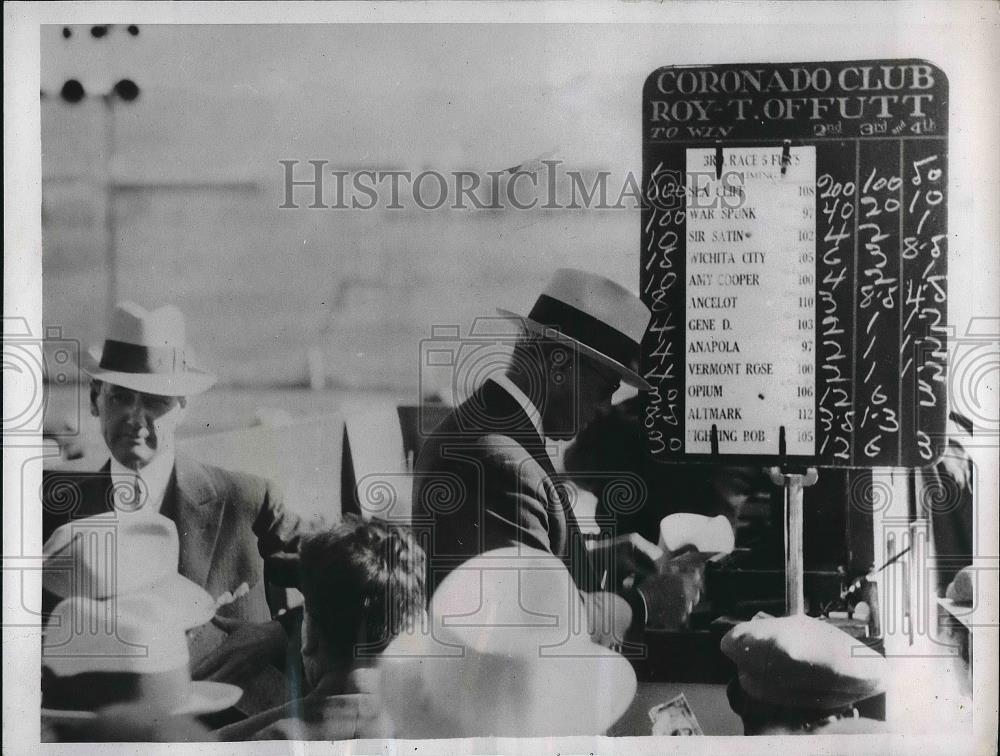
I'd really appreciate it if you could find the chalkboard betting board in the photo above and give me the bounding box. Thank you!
[640,60,948,468]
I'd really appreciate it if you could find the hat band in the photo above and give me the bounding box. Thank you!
[736,674,867,715]
[42,666,189,712]
[99,340,186,375]
[527,295,639,368]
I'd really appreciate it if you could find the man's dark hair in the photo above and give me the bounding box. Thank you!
[298,515,426,662]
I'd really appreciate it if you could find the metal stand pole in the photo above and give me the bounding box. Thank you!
[767,467,818,616]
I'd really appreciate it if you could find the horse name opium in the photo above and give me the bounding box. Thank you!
[641,59,948,467]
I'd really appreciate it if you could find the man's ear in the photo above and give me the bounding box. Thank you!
[89,380,102,417]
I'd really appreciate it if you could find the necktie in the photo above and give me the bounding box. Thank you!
[122,474,145,512]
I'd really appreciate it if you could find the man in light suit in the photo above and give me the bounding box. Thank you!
[413,269,684,638]
[42,302,306,682]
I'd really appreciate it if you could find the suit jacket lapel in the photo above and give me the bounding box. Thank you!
[84,461,115,517]
[478,380,599,588]
[478,380,550,463]
[163,455,223,590]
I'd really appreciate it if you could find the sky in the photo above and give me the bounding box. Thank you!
[41,24,652,172]
[36,19,998,332]
[40,19,997,174]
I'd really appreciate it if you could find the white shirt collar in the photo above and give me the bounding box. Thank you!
[109,450,175,514]
[489,374,544,439]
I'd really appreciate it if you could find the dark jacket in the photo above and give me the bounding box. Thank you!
[42,454,305,622]
[411,379,599,593]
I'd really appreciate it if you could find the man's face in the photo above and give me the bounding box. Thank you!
[91,382,186,469]
[543,351,621,440]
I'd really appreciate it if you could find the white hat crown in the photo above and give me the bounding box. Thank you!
[45,513,179,599]
[41,593,240,718]
[379,547,637,737]
[43,595,190,676]
[430,547,592,654]
[107,302,187,349]
[498,268,652,390]
[541,268,650,343]
[43,513,215,628]
[81,301,217,395]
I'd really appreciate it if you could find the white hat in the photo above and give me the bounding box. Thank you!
[659,513,736,555]
[498,268,652,390]
[80,302,216,396]
[43,513,215,629]
[721,614,887,711]
[379,547,637,738]
[42,595,241,720]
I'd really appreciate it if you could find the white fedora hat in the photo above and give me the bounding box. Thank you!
[80,302,216,396]
[379,547,637,738]
[498,268,652,390]
[43,513,215,629]
[42,595,241,720]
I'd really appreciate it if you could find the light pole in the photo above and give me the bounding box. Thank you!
[99,80,141,318]
[43,25,141,322]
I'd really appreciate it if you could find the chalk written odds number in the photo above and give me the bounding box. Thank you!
[641,59,948,467]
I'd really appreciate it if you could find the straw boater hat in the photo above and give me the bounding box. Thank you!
[81,302,216,396]
[43,513,216,630]
[41,595,241,721]
[498,268,652,390]
[379,547,637,738]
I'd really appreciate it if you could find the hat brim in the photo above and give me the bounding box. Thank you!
[737,672,881,712]
[380,630,637,737]
[43,572,216,632]
[124,574,217,630]
[41,681,242,721]
[80,349,216,396]
[497,308,652,391]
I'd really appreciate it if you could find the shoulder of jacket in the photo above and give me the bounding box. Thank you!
[178,456,272,497]
[41,467,108,492]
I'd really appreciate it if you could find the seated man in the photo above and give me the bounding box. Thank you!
[214,515,426,741]
[42,302,308,681]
